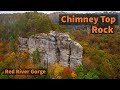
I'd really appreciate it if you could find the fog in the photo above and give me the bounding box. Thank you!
[0,11,120,14]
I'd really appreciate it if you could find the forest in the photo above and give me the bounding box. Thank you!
[0,11,120,79]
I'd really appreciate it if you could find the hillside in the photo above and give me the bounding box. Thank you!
[0,11,120,79]
[0,12,67,40]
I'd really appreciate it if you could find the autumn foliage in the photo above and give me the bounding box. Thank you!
[48,63,77,79]
[0,12,120,79]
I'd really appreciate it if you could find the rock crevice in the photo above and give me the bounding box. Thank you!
[18,31,83,68]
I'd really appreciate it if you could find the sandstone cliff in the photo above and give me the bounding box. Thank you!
[18,31,83,69]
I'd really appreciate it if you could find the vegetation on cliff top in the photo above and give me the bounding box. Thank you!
[0,11,67,40]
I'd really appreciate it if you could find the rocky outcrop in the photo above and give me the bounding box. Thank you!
[18,31,83,69]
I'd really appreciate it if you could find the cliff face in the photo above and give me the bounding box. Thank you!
[18,31,83,69]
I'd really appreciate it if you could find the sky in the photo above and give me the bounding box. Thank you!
[0,11,120,14]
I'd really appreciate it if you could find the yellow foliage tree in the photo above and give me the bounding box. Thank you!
[49,63,64,79]
[48,63,77,79]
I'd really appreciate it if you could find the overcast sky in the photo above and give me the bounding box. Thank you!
[0,11,120,14]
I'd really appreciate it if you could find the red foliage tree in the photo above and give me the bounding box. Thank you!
[63,67,72,75]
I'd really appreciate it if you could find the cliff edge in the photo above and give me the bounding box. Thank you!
[18,31,83,69]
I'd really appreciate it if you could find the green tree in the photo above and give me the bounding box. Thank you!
[75,65,99,79]
[9,33,17,52]
[84,69,99,79]
[32,48,41,64]
[0,71,14,79]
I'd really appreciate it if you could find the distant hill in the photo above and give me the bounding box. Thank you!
[0,12,67,40]
[48,12,120,30]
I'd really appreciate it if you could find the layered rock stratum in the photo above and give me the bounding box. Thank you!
[18,31,83,68]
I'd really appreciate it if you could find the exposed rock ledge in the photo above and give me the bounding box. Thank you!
[18,31,83,69]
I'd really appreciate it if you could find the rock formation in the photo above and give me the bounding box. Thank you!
[18,31,83,69]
